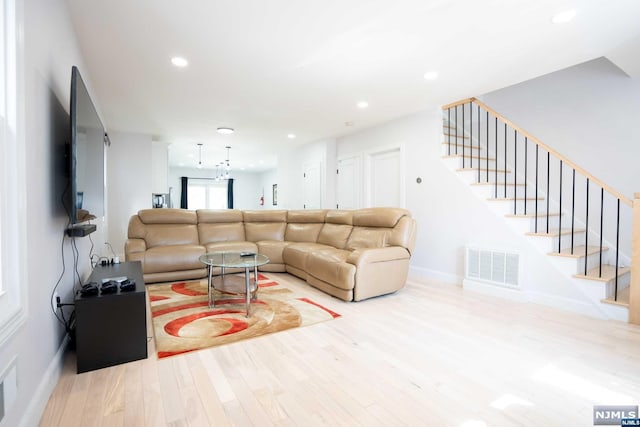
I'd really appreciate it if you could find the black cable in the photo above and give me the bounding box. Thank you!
[51,230,68,327]
[71,235,81,292]
[88,227,96,263]
[105,241,116,258]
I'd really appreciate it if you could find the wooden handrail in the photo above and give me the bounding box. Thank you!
[630,193,640,324]
[443,97,633,207]
[441,97,475,110]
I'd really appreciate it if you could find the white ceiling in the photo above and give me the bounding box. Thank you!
[65,0,640,172]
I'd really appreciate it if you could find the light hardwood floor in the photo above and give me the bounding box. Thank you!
[40,273,640,426]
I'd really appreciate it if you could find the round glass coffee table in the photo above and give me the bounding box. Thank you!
[198,252,269,317]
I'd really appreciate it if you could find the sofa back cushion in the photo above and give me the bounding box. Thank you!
[197,209,246,243]
[345,208,412,251]
[243,210,287,242]
[133,209,199,248]
[345,227,389,250]
[388,216,417,253]
[315,210,353,249]
[284,210,326,242]
[352,207,410,227]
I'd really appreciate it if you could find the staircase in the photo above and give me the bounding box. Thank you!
[441,97,636,322]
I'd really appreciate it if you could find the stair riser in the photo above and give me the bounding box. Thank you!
[488,200,549,216]
[551,251,612,273]
[551,234,587,251]
[527,233,587,252]
[606,275,630,296]
[472,184,543,199]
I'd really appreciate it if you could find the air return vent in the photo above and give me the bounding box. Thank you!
[466,247,520,288]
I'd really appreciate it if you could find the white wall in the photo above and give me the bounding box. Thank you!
[257,169,278,209]
[151,141,169,194]
[107,131,153,257]
[479,57,640,201]
[478,56,640,262]
[275,138,337,209]
[0,0,101,426]
[335,107,601,315]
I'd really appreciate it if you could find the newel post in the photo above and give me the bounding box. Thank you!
[630,193,640,325]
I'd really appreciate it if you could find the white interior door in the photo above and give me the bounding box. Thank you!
[367,147,402,207]
[337,155,361,209]
[303,161,322,209]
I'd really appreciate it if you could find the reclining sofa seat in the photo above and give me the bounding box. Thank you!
[125,209,206,283]
[320,208,416,301]
[125,207,416,302]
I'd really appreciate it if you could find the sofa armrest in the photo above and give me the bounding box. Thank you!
[346,246,410,266]
[346,246,411,301]
[125,238,146,259]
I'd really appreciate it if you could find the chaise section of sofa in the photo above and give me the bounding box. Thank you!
[125,207,417,301]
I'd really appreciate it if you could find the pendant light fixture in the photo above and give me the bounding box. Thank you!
[225,146,231,179]
[197,143,203,169]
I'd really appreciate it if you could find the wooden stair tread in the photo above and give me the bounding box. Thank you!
[459,168,510,173]
[573,265,630,282]
[487,197,542,201]
[548,245,609,258]
[505,212,561,218]
[443,154,496,161]
[526,228,585,237]
[441,143,481,151]
[601,287,630,307]
[443,133,469,139]
[473,182,525,187]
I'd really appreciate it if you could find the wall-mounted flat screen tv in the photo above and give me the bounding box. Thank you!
[68,66,105,235]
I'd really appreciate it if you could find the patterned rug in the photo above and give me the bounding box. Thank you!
[148,274,341,358]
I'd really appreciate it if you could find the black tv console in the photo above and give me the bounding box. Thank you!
[74,261,148,373]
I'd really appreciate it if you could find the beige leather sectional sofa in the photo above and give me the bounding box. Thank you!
[125,207,416,301]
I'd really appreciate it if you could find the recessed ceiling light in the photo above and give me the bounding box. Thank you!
[357,101,369,109]
[423,71,439,80]
[171,56,189,67]
[217,127,234,134]
[345,121,354,127]
[287,134,296,139]
[551,9,576,24]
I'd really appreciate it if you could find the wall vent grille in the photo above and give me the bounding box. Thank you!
[466,247,520,288]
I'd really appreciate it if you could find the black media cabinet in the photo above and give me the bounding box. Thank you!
[74,261,148,373]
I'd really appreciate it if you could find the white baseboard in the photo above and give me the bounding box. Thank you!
[409,265,461,285]
[19,335,69,427]
[462,279,524,302]
[525,290,605,319]
[462,279,606,319]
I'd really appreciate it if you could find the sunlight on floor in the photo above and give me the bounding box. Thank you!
[532,364,634,404]
[490,393,535,410]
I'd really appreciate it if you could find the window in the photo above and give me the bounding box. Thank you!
[0,0,26,345]
[187,180,227,210]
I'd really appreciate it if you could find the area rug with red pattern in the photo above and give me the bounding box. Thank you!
[148,274,341,358]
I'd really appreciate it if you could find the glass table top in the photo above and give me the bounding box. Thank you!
[199,251,269,268]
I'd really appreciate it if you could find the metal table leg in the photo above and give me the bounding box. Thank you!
[244,266,251,317]
[207,264,213,308]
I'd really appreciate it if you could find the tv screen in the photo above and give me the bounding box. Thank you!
[69,66,105,229]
